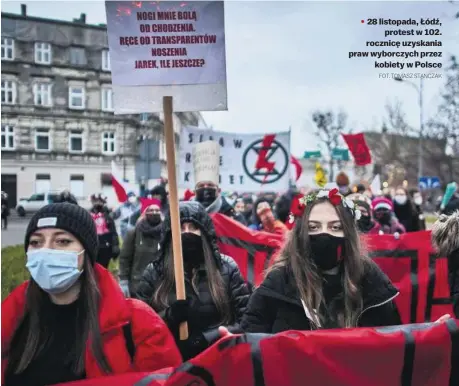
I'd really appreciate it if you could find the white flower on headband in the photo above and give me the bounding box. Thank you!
[354,209,362,220]
[343,197,355,210]
[316,190,329,199]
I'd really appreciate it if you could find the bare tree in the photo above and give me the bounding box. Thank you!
[426,55,459,181]
[312,110,347,181]
[384,99,415,136]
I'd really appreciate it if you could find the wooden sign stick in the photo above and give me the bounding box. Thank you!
[162,96,188,340]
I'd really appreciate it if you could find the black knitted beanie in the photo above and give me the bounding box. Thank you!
[24,203,99,264]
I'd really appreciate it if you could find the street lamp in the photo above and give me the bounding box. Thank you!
[393,76,424,182]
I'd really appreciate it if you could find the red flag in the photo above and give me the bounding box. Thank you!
[111,161,128,203]
[58,321,458,386]
[290,155,302,181]
[342,133,372,166]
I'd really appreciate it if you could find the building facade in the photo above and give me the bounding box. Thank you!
[1,5,206,207]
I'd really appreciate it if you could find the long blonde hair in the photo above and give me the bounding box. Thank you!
[269,198,369,328]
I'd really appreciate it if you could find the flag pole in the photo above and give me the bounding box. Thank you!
[163,96,188,340]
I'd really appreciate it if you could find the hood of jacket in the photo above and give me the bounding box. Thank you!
[432,210,459,257]
[155,202,222,273]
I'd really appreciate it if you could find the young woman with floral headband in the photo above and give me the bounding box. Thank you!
[239,188,404,332]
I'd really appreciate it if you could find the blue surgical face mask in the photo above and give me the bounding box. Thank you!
[26,248,85,295]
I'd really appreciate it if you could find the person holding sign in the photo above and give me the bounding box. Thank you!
[241,189,402,333]
[135,201,251,360]
[192,141,247,226]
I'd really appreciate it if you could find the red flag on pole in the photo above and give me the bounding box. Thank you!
[342,133,372,166]
[290,156,302,181]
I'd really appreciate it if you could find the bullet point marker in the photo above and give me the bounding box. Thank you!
[361,19,365,23]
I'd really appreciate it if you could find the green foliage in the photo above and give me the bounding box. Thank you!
[1,245,29,301]
[1,244,120,301]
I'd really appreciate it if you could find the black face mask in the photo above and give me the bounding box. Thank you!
[374,209,391,225]
[93,204,104,212]
[357,215,373,231]
[309,233,345,271]
[181,232,204,267]
[195,188,217,208]
[146,214,161,226]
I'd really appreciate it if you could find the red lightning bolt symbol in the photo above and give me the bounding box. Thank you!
[254,134,276,184]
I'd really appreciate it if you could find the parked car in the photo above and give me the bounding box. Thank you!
[16,191,91,217]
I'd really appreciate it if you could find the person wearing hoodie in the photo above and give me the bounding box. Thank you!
[135,202,251,360]
[370,197,406,235]
[118,201,163,297]
[393,187,421,233]
[409,188,426,231]
[431,211,459,318]
[112,192,142,239]
[89,194,120,268]
[353,198,377,234]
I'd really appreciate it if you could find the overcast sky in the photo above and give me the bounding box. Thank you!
[2,0,458,157]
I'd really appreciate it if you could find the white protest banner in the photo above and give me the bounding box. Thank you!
[193,141,220,185]
[105,1,227,113]
[180,127,291,192]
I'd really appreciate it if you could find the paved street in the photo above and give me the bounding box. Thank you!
[1,216,29,248]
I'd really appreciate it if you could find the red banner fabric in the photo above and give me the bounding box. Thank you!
[57,320,459,386]
[211,214,453,324]
[342,133,372,166]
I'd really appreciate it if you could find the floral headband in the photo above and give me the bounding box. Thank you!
[288,188,362,225]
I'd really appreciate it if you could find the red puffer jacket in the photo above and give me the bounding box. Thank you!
[1,264,182,383]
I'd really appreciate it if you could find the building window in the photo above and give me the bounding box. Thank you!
[1,125,15,150]
[101,50,110,71]
[33,83,52,106]
[35,128,51,152]
[1,80,16,104]
[69,130,84,153]
[70,47,86,65]
[68,86,85,109]
[70,175,84,199]
[35,175,50,193]
[101,88,113,111]
[34,42,52,65]
[1,37,14,60]
[102,132,116,154]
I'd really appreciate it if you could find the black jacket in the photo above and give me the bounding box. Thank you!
[394,202,421,232]
[135,202,251,358]
[241,260,401,333]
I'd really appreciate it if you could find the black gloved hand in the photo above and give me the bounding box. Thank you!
[178,332,208,360]
[165,299,190,327]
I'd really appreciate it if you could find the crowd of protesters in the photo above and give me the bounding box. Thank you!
[1,170,458,386]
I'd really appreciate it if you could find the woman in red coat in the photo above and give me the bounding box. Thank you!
[1,203,181,386]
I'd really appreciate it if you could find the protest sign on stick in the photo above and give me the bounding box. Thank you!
[105,1,227,339]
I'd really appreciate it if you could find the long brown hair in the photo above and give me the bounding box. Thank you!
[150,234,232,325]
[269,197,369,328]
[5,255,112,376]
